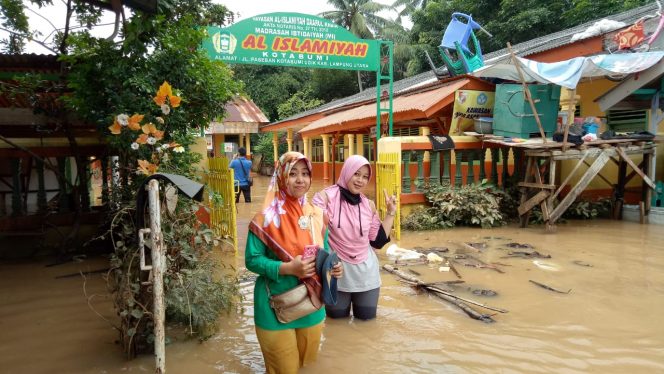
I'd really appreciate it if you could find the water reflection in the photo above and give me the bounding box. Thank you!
[1,174,663,373]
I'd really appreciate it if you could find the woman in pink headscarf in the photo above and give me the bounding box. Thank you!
[313,155,397,320]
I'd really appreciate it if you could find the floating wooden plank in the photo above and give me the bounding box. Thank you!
[549,149,611,223]
[518,190,550,216]
[616,146,656,189]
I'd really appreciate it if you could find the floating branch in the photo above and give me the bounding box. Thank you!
[384,264,508,322]
[529,280,571,294]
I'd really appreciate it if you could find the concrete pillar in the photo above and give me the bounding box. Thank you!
[356,134,364,157]
[287,128,293,151]
[347,134,355,156]
[420,126,430,162]
[303,136,310,159]
[321,134,330,182]
[272,132,279,164]
[245,133,251,156]
[238,133,244,150]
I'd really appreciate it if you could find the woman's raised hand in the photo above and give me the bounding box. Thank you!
[383,188,397,215]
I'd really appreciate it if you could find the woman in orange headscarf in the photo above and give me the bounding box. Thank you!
[245,152,342,374]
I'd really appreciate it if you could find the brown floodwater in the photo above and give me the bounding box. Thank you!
[1,175,664,373]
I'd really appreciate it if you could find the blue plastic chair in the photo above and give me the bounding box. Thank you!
[440,13,483,54]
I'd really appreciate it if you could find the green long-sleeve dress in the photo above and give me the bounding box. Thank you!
[244,231,329,330]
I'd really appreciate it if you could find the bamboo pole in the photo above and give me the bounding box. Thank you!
[506,43,547,143]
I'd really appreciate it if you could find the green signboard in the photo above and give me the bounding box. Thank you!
[202,13,380,71]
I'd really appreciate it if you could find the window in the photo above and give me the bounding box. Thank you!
[311,138,324,162]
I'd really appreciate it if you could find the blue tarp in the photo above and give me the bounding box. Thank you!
[472,51,664,89]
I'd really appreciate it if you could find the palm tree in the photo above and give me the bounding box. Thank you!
[392,0,431,23]
[320,0,398,90]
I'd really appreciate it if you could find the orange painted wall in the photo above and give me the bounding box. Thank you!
[528,36,604,62]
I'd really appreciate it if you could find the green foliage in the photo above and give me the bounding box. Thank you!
[408,0,651,74]
[254,132,287,166]
[232,65,310,121]
[311,69,359,102]
[402,181,506,230]
[108,195,239,353]
[319,0,397,39]
[277,88,325,120]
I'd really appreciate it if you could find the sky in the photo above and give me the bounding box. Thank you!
[219,0,401,23]
[13,0,408,54]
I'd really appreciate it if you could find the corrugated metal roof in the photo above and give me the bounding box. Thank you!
[299,78,469,136]
[266,3,658,129]
[0,54,60,72]
[223,96,269,124]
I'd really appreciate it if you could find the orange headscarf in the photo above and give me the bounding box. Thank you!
[249,152,324,307]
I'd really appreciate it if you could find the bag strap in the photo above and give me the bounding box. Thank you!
[239,158,250,180]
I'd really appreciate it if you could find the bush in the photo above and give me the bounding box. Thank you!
[402,181,506,230]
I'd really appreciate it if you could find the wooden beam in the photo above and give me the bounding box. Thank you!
[549,150,611,223]
[507,43,547,143]
[518,190,550,216]
[615,146,656,189]
[597,60,664,111]
[582,159,613,187]
[551,152,590,202]
[518,182,556,189]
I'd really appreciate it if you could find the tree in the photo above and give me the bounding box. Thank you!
[392,0,432,23]
[408,0,649,71]
[320,0,400,90]
[232,65,312,121]
[0,0,241,356]
[277,88,325,120]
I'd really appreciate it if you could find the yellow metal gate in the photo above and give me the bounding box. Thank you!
[208,157,238,252]
[376,152,401,240]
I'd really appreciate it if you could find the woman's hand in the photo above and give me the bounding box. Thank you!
[283,255,317,278]
[383,188,397,216]
[330,262,343,279]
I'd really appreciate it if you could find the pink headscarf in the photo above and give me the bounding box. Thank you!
[313,155,382,264]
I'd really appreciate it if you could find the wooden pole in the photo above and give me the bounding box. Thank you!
[506,43,547,143]
[147,180,166,373]
[562,89,577,152]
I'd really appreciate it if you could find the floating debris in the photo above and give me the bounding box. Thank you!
[427,252,445,263]
[572,260,593,267]
[471,289,498,297]
[529,279,571,294]
[428,246,449,253]
[533,260,560,271]
[467,242,488,250]
[504,250,551,259]
[406,268,422,276]
[505,242,533,249]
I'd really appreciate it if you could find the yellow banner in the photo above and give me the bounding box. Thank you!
[450,90,494,134]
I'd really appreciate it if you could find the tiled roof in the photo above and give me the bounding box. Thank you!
[266,3,658,128]
[223,96,270,123]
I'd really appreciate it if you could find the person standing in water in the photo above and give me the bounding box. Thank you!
[229,147,252,203]
[313,155,396,320]
[245,152,343,373]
